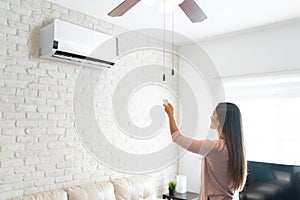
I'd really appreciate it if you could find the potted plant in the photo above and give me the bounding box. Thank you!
[168,180,176,196]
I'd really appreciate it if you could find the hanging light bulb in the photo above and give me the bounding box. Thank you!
[142,0,156,7]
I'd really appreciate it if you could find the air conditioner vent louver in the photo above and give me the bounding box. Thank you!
[52,50,114,68]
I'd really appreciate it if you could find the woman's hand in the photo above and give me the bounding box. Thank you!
[163,103,179,134]
[163,103,174,118]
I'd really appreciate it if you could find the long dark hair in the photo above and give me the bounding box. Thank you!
[216,102,247,191]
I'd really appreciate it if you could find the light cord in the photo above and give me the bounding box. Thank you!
[171,9,175,76]
[163,0,166,81]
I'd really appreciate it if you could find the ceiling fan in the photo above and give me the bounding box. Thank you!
[108,0,207,23]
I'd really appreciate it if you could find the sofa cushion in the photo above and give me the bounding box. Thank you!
[65,181,116,200]
[251,163,276,183]
[110,175,158,200]
[10,190,67,200]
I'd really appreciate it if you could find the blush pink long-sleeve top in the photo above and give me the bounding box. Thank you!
[172,131,234,200]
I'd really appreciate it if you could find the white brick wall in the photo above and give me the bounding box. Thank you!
[0,0,178,199]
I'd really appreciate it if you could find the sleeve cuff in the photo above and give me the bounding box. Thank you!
[171,130,180,141]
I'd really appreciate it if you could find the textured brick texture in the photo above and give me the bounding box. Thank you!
[0,0,179,199]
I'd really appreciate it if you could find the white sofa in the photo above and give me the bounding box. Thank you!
[10,175,164,200]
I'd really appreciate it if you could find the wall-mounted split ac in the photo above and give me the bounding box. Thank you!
[39,19,118,69]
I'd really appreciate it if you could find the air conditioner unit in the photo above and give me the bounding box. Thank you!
[39,19,118,69]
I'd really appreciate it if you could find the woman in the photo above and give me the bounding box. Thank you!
[164,102,247,200]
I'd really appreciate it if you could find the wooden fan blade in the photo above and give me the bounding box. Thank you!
[179,0,207,23]
[108,0,141,17]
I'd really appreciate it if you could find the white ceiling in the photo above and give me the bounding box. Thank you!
[47,0,300,43]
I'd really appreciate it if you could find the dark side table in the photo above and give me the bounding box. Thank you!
[162,191,199,200]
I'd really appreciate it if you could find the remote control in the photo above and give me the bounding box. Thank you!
[163,99,169,104]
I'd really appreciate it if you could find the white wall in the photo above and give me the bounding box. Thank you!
[0,0,177,199]
[178,19,300,193]
[176,43,219,193]
[200,19,300,77]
